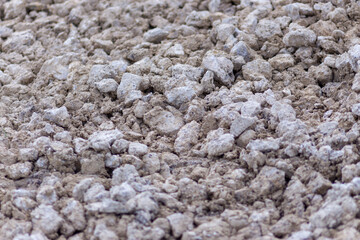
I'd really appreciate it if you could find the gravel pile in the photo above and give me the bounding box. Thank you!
[1,0,360,239]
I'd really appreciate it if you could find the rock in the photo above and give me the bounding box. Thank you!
[128,142,148,157]
[43,106,70,127]
[249,166,286,196]
[349,44,360,71]
[165,85,198,108]
[167,213,193,238]
[185,11,211,28]
[171,64,204,82]
[283,28,317,47]
[230,41,252,62]
[72,178,93,202]
[242,59,272,81]
[144,107,184,135]
[36,185,57,205]
[85,198,134,214]
[110,182,136,202]
[111,139,130,154]
[112,164,139,186]
[215,23,236,42]
[165,44,185,57]
[241,101,262,117]
[87,60,128,87]
[351,73,360,92]
[18,148,38,162]
[144,28,168,43]
[309,64,333,86]
[271,102,296,122]
[206,129,235,157]
[95,78,118,93]
[230,116,257,137]
[202,53,234,86]
[247,138,280,152]
[255,19,282,39]
[61,199,86,231]
[268,54,295,71]
[2,30,34,53]
[352,103,360,116]
[5,162,32,180]
[88,129,123,151]
[307,172,332,195]
[31,204,63,237]
[174,121,200,154]
[117,73,143,101]
[143,153,161,174]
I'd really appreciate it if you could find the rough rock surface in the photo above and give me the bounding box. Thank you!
[1,0,360,239]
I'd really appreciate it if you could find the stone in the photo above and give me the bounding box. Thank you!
[241,101,262,117]
[165,44,185,57]
[5,162,32,180]
[95,78,118,93]
[283,28,317,47]
[43,106,70,127]
[247,138,280,152]
[84,183,109,203]
[271,102,296,122]
[110,182,136,202]
[18,148,38,162]
[268,54,295,71]
[249,166,286,196]
[352,103,360,116]
[230,116,257,137]
[206,131,235,157]
[128,142,148,156]
[111,139,130,154]
[117,73,143,101]
[202,53,234,86]
[242,59,272,81]
[230,41,252,62]
[88,129,123,151]
[215,23,236,42]
[61,199,86,231]
[165,86,198,108]
[85,198,134,214]
[167,213,193,238]
[144,28,168,43]
[351,73,360,92]
[174,121,200,154]
[143,153,161,174]
[309,64,333,86]
[144,107,184,135]
[36,185,57,205]
[31,204,63,237]
[112,164,139,185]
[171,64,204,82]
[2,30,35,53]
[185,11,211,28]
[73,178,93,202]
[255,19,282,39]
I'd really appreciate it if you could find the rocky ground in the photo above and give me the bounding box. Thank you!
[1,0,360,239]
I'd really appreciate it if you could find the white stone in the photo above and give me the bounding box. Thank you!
[95,78,118,93]
[128,142,148,156]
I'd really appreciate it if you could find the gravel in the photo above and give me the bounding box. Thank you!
[1,0,360,239]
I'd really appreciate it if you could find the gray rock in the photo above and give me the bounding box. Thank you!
[31,204,63,236]
[352,103,360,116]
[185,11,211,28]
[95,78,118,93]
[230,116,257,137]
[85,198,134,214]
[84,183,110,203]
[128,142,148,156]
[206,129,235,157]
[72,178,93,202]
[144,107,184,135]
[230,41,252,62]
[215,23,236,42]
[112,164,139,185]
[309,64,333,86]
[242,59,272,81]
[167,213,193,238]
[283,28,317,47]
[165,44,185,57]
[61,199,86,231]
[351,73,360,92]
[110,182,136,202]
[18,148,38,162]
[6,162,32,180]
[144,28,168,43]
[143,153,161,174]
[255,19,282,39]
[117,73,143,101]
[36,185,57,205]
[202,53,234,86]
[241,101,262,117]
[165,85,197,108]
[174,121,200,154]
[2,30,35,53]
[268,54,295,71]
[171,64,204,82]
[250,166,286,196]
[88,129,123,151]
[111,139,129,154]
[247,138,280,152]
[271,102,296,122]
[43,106,70,127]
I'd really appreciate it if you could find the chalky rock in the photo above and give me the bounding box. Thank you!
[255,19,282,39]
[5,162,32,180]
[167,213,194,238]
[185,11,211,28]
[171,64,204,82]
[202,53,234,86]
[112,164,139,186]
[43,106,70,127]
[88,129,123,151]
[95,78,118,93]
[230,116,257,137]
[2,30,35,53]
[117,73,143,101]
[283,28,317,47]
[110,182,136,202]
[250,166,286,196]
[242,59,272,81]
[268,54,295,71]
[144,107,184,135]
[165,85,198,108]
[165,44,185,57]
[31,205,63,237]
[144,28,168,43]
[230,41,253,62]
[309,64,333,86]
[61,199,86,231]
[351,103,360,116]
[174,121,200,154]
[247,138,280,152]
[206,129,235,157]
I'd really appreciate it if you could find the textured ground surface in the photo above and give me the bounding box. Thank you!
[1,0,360,239]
